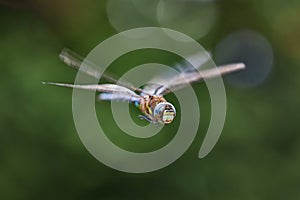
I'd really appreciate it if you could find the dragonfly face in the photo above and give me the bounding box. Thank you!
[153,102,176,124]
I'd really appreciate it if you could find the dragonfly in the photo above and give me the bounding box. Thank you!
[44,48,245,124]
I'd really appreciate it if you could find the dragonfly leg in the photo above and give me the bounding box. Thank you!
[138,115,153,123]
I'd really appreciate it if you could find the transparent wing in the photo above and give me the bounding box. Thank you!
[59,48,145,94]
[153,63,246,95]
[98,93,140,102]
[142,51,211,95]
[43,82,141,102]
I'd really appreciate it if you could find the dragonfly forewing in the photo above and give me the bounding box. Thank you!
[153,63,246,95]
[142,51,211,95]
[59,48,145,94]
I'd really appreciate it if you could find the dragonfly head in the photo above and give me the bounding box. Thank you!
[153,102,176,124]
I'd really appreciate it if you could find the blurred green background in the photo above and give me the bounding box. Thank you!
[1,0,300,199]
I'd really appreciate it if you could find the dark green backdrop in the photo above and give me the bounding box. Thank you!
[1,0,300,199]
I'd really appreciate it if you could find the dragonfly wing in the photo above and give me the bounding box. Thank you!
[142,51,211,95]
[154,63,246,95]
[98,93,140,102]
[43,82,141,98]
[59,48,143,93]
[60,48,117,81]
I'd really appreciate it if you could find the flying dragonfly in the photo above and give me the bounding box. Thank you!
[44,48,245,124]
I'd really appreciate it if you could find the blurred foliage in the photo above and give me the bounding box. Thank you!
[1,0,300,200]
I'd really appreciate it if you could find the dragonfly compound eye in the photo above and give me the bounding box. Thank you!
[153,102,176,124]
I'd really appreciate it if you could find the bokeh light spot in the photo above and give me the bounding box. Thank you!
[215,30,273,88]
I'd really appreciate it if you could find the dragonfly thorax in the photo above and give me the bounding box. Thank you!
[139,95,176,124]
